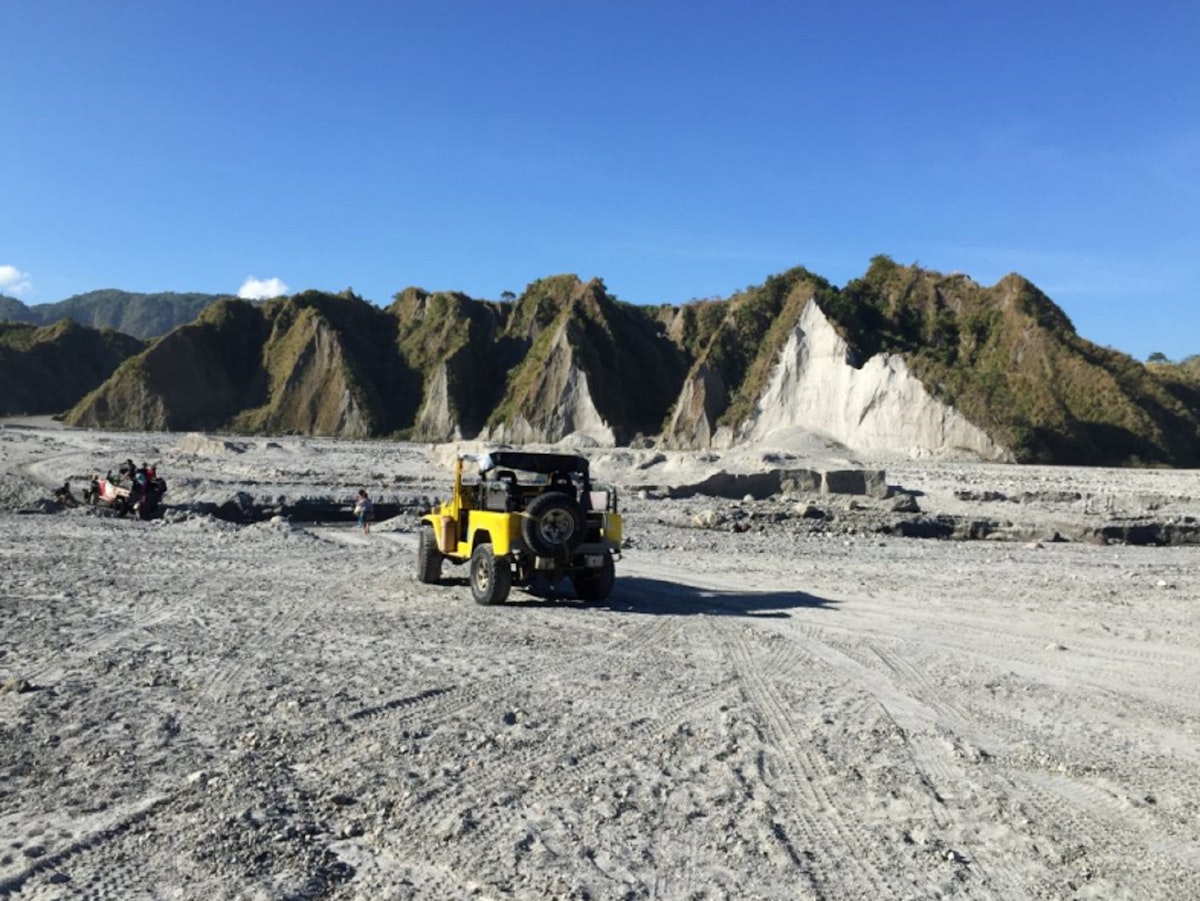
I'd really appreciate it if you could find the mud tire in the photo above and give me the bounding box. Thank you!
[572,553,615,603]
[521,492,585,556]
[416,523,443,584]
[470,544,511,606]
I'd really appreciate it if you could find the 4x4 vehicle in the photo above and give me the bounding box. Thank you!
[417,450,622,605]
[83,460,167,520]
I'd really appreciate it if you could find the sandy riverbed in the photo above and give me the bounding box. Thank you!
[2,422,1199,899]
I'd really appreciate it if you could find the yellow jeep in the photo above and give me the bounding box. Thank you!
[417,450,622,605]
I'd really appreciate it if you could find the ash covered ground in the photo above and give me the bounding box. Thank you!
[2,421,1199,899]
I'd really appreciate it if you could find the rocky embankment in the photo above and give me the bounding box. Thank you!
[8,426,1197,546]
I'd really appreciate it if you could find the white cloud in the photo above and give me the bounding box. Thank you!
[0,265,32,297]
[237,276,289,300]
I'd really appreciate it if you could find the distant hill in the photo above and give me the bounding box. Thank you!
[0,320,145,416]
[0,294,30,323]
[0,290,229,339]
[52,262,1200,466]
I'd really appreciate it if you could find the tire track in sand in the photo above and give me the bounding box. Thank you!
[719,624,905,900]
[0,796,169,900]
[313,610,729,894]
[822,633,1197,896]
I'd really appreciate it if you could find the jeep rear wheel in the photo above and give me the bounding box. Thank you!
[416,523,442,584]
[522,492,585,556]
[572,553,615,603]
[470,544,511,606]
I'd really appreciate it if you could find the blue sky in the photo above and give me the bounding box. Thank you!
[2,1,1197,360]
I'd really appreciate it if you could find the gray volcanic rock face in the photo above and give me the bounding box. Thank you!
[742,299,1013,461]
[413,364,463,442]
[267,315,372,438]
[663,363,728,451]
[486,322,617,446]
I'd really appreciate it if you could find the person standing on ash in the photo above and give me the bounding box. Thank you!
[353,490,373,534]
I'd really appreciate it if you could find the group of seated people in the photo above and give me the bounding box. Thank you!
[115,459,161,498]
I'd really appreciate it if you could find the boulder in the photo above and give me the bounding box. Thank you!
[822,469,889,498]
[176,433,247,455]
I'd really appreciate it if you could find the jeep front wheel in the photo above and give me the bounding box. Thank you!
[469,544,511,606]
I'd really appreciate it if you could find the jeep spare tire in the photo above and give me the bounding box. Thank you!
[522,491,585,556]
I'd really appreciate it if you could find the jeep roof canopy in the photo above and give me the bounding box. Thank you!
[472,451,590,479]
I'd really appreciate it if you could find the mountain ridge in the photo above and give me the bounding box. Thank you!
[0,290,232,339]
[0,320,145,417]
[5,259,1194,467]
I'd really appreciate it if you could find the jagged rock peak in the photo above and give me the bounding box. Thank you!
[743,297,1013,461]
[501,274,616,340]
[485,275,687,445]
[485,315,617,446]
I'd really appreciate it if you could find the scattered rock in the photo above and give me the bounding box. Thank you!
[795,502,827,520]
[1095,521,1200,547]
[1,677,31,695]
[176,433,248,455]
[1018,490,1082,504]
[955,489,1008,502]
[670,466,889,501]
[889,515,1008,540]
[822,469,888,498]
[636,453,666,470]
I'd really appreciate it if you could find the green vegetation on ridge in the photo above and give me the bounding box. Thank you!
[813,257,1200,465]
[486,277,688,442]
[41,263,1200,467]
[1,319,144,417]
